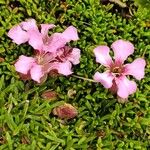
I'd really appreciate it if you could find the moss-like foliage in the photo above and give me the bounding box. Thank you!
[0,0,150,149]
[134,0,150,20]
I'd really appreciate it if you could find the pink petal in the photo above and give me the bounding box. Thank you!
[40,24,55,36]
[30,64,44,83]
[8,25,29,45]
[43,33,66,52]
[62,26,79,42]
[94,46,113,67]
[116,76,137,98]
[124,58,146,80]
[93,71,114,88]
[14,55,36,74]
[111,39,134,63]
[68,48,81,65]
[53,61,73,76]
[43,26,79,53]
[28,30,43,50]
[42,52,56,64]
[58,61,73,75]
[21,19,38,31]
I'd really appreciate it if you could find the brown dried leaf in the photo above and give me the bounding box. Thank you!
[21,136,30,144]
[53,103,78,120]
[19,73,31,81]
[0,57,5,63]
[41,90,57,101]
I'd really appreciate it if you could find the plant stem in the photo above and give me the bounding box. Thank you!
[72,75,96,82]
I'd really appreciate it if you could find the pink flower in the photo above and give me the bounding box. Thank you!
[93,39,146,99]
[27,25,79,53]
[8,19,55,50]
[14,46,80,83]
[49,46,80,75]
[9,19,80,83]
[14,55,44,83]
[8,19,79,53]
[8,19,38,44]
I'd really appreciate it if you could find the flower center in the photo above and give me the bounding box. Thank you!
[112,66,122,74]
[36,55,43,64]
[110,62,124,77]
[35,52,55,65]
[109,61,124,77]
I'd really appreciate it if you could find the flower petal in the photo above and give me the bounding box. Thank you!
[62,26,79,42]
[116,76,137,99]
[94,46,113,67]
[21,19,38,31]
[43,33,66,52]
[68,48,81,65]
[14,55,36,74]
[58,61,73,75]
[40,24,55,36]
[111,39,134,63]
[30,64,44,83]
[52,61,73,76]
[93,71,114,88]
[8,25,29,45]
[28,30,43,50]
[43,26,79,53]
[124,58,146,80]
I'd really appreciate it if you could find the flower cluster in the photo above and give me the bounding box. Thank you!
[93,40,146,99]
[8,19,80,83]
[8,19,146,100]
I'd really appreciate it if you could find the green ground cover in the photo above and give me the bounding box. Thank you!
[0,0,150,149]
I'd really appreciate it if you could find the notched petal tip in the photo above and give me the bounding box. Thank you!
[8,25,29,45]
[93,71,114,89]
[21,18,38,31]
[124,58,146,80]
[94,45,112,67]
[68,48,81,65]
[62,26,79,41]
[111,39,134,63]
[40,24,56,35]
[14,55,36,75]
[116,76,137,99]
[55,61,73,76]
